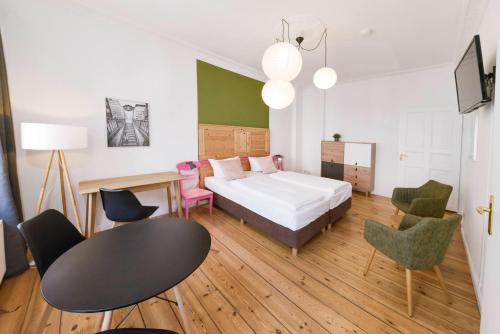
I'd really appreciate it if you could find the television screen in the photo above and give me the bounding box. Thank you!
[454,35,490,114]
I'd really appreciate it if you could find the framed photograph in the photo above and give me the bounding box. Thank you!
[105,98,150,147]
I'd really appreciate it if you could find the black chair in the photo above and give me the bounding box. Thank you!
[17,209,86,278]
[100,189,159,226]
[98,329,178,334]
[17,209,86,332]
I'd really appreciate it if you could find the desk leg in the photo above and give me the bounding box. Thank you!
[84,195,90,237]
[166,183,173,215]
[175,180,183,218]
[100,311,113,331]
[173,285,191,334]
[88,193,97,237]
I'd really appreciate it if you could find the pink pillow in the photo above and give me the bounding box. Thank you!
[218,158,245,180]
[261,158,278,174]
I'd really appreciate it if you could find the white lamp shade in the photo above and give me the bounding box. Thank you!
[313,67,338,89]
[261,80,295,110]
[262,42,302,81]
[21,123,88,150]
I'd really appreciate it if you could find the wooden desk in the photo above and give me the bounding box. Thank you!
[79,172,184,237]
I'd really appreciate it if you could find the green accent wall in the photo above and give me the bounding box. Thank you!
[197,60,269,128]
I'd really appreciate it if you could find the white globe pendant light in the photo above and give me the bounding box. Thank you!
[261,80,295,110]
[313,67,337,89]
[262,42,302,81]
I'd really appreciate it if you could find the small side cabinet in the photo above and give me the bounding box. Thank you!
[321,141,376,195]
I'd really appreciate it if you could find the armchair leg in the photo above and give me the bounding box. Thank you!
[363,248,376,276]
[406,269,413,317]
[394,207,400,215]
[433,265,452,304]
[292,248,298,256]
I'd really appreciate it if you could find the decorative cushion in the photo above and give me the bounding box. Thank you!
[217,158,246,180]
[249,156,277,174]
[208,157,239,178]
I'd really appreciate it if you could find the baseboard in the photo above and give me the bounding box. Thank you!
[461,225,482,312]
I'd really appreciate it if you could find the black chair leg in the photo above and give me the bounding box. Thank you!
[155,295,178,306]
[114,304,137,329]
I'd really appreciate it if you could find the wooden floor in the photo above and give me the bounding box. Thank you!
[0,193,480,333]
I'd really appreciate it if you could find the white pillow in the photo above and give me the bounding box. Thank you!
[209,157,239,178]
[249,156,277,173]
[249,156,264,172]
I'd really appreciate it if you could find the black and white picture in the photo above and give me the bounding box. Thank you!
[106,98,150,147]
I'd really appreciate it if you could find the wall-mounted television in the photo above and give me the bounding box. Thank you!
[454,35,491,114]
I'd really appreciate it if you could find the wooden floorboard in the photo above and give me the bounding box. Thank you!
[0,193,480,333]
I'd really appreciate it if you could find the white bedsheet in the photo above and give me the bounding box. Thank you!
[269,171,352,209]
[205,174,330,231]
[231,174,324,211]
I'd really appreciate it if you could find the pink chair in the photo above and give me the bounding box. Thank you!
[176,161,213,219]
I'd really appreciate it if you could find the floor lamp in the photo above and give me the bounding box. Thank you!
[21,123,88,234]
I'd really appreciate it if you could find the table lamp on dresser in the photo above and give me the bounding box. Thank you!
[21,123,87,233]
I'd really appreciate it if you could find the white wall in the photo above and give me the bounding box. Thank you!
[0,0,286,230]
[269,105,293,168]
[295,65,458,196]
[457,0,500,308]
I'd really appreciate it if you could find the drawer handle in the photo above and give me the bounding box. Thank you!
[355,162,358,166]
[355,182,358,186]
[355,168,358,171]
[355,176,357,179]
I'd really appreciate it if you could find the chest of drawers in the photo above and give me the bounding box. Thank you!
[321,141,376,195]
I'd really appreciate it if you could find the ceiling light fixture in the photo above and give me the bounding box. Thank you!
[261,18,337,109]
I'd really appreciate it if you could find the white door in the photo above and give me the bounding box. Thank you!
[398,108,462,211]
[479,44,500,333]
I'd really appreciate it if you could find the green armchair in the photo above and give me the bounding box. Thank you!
[363,214,462,316]
[391,180,453,218]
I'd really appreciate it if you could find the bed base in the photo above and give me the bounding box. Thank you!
[213,193,351,256]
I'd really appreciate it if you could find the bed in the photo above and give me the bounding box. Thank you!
[201,161,351,255]
[197,124,351,255]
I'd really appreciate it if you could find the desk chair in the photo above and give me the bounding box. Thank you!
[176,161,213,219]
[100,189,158,227]
[17,209,86,332]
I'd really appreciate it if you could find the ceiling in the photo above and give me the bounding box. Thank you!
[72,0,475,82]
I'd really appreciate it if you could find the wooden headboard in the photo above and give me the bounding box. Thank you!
[198,123,270,188]
[198,124,270,160]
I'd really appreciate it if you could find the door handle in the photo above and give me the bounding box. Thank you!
[399,152,407,161]
[476,195,494,235]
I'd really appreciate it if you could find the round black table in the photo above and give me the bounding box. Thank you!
[41,217,211,332]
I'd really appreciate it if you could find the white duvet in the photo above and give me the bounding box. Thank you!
[231,174,325,211]
[270,171,351,195]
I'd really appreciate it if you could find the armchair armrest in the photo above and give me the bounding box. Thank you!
[392,187,418,204]
[364,220,406,261]
[408,198,446,218]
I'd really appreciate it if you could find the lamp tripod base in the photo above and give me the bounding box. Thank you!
[35,150,83,234]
